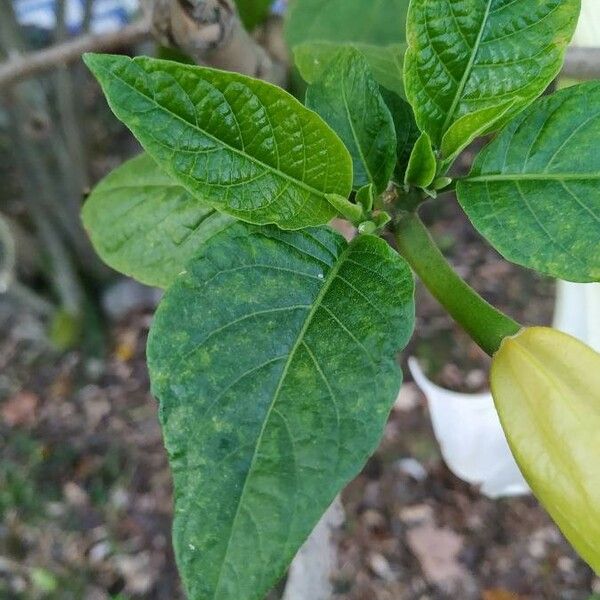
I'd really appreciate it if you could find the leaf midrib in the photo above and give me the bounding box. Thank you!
[440,0,494,138]
[465,173,600,182]
[212,235,352,597]
[102,61,339,204]
[340,64,374,185]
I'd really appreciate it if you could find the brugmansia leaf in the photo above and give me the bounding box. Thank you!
[440,100,517,162]
[306,48,397,193]
[405,132,436,189]
[82,154,234,288]
[285,0,411,48]
[380,88,419,183]
[491,327,600,573]
[84,53,353,230]
[356,184,375,213]
[147,223,415,600]
[457,83,600,283]
[294,42,406,98]
[404,0,580,157]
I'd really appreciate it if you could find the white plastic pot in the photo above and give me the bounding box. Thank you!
[408,357,529,498]
[573,0,600,48]
[410,281,600,499]
[554,281,600,351]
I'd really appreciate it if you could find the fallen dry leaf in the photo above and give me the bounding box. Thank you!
[1,390,39,427]
[406,521,467,591]
[114,330,137,362]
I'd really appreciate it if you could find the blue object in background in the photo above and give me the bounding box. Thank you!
[13,0,139,34]
[271,0,286,16]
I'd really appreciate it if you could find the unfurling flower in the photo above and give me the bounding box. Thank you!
[491,327,600,573]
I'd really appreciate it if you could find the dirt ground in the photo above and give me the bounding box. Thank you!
[1,187,598,599]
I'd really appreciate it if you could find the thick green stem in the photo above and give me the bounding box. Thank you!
[393,211,520,356]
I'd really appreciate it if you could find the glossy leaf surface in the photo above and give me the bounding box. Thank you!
[491,327,600,573]
[84,53,353,230]
[148,223,415,600]
[285,0,410,48]
[294,42,406,98]
[404,0,580,157]
[306,48,397,193]
[405,132,436,189]
[457,83,600,282]
[380,88,419,183]
[82,154,234,288]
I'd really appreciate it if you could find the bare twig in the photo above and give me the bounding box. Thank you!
[82,0,95,34]
[0,3,106,276]
[6,102,85,316]
[55,0,90,191]
[7,281,57,316]
[152,0,286,84]
[0,9,597,88]
[0,19,151,89]
[0,0,90,312]
[562,47,600,80]
[0,0,288,88]
[0,219,56,316]
[0,213,16,293]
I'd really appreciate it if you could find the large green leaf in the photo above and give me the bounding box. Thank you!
[234,0,272,30]
[285,0,410,48]
[457,83,600,283]
[294,42,406,98]
[148,223,415,600]
[84,53,353,230]
[82,154,235,288]
[379,88,419,183]
[306,48,397,193]
[404,0,580,159]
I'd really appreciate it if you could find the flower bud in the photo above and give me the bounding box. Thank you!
[491,327,600,573]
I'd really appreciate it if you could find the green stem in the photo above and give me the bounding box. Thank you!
[393,211,520,356]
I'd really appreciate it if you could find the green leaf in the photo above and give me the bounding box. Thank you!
[325,193,364,224]
[82,154,235,288]
[30,568,58,593]
[306,48,396,193]
[285,0,410,48]
[457,83,600,283]
[356,183,375,213]
[234,0,272,30]
[440,99,517,162]
[83,53,353,230]
[147,223,415,600]
[405,132,436,189]
[156,45,195,65]
[404,0,580,158]
[294,42,406,98]
[380,88,419,183]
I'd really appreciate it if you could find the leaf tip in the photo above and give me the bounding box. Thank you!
[82,52,129,77]
[82,52,102,71]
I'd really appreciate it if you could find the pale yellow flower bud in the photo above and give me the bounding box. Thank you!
[491,327,600,573]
